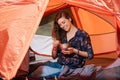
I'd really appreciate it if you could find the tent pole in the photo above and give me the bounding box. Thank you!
[70,7,83,30]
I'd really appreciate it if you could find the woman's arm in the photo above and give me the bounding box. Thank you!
[52,40,60,59]
[52,46,58,59]
[61,47,88,58]
[80,32,94,59]
[73,48,88,57]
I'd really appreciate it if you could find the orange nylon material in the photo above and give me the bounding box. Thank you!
[0,0,49,79]
[77,8,116,54]
[44,0,68,16]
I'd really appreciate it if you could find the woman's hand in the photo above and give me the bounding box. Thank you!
[52,40,60,59]
[61,47,74,55]
[53,40,60,48]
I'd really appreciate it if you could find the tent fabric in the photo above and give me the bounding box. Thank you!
[75,8,116,54]
[44,0,68,16]
[0,0,49,79]
[0,0,120,79]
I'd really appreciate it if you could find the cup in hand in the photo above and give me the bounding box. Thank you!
[61,43,70,50]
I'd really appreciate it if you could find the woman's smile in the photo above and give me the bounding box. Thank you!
[57,17,71,32]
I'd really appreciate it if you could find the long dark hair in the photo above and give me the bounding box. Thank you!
[52,11,73,42]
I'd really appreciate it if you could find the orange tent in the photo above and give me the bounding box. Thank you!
[0,0,120,79]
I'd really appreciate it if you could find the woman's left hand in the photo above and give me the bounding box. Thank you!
[61,47,74,55]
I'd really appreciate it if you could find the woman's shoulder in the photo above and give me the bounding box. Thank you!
[76,29,88,36]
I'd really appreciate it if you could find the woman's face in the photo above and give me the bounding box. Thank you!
[57,16,72,32]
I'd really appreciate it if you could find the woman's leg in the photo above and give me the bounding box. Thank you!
[30,61,63,78]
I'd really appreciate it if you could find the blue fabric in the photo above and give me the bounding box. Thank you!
[40,61,63,78]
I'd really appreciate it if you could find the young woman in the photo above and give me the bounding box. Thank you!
[52,10,94,68]
[30,10,94,79]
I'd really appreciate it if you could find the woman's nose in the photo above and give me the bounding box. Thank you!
[61,24,64,28]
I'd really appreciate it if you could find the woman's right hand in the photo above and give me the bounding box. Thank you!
[52,40,60,59]
[53,40,60,48]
